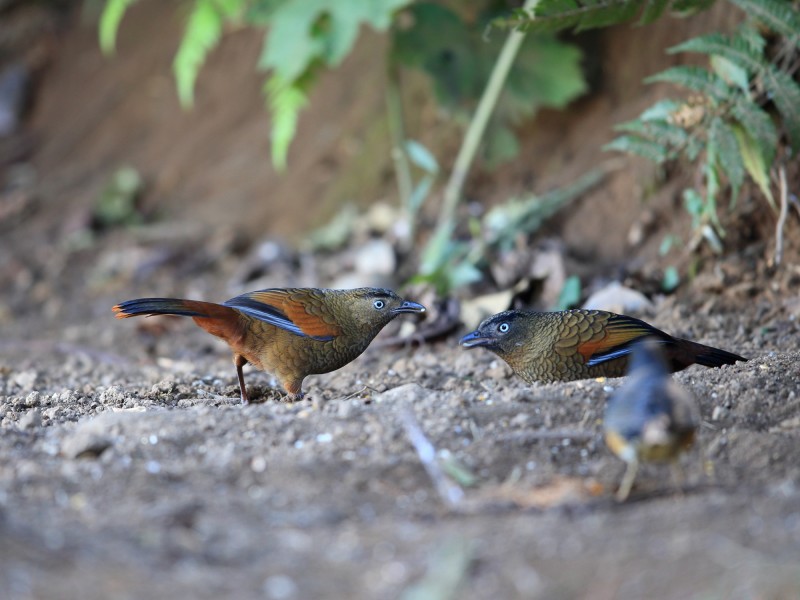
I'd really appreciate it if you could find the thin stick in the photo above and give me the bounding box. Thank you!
[400,409,464,509]
[775,166,788,266]
[497,429,596,444]
[435,0,540,232]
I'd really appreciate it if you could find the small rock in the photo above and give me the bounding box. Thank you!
[376,383,432,405]
[13,370,37,392]
[354,239,395,277]
[337,400,356,419]
[99,385,126,405]
[582,282,654,314]
[711,405,728,421]
[19,408,41,430]
[62,430,112,459]
[24,391,40,407]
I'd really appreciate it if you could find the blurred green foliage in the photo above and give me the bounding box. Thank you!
[392,2,586,166]
[501,0,800,254]
[98,0,586,170]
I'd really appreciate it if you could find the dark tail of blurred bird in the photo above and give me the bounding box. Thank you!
[671,338,745,370]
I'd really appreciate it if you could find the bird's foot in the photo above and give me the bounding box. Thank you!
[281,391,305,403]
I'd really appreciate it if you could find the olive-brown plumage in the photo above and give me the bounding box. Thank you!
[604,338,699,501]
[460,309,746,383]
[113,287,425,403]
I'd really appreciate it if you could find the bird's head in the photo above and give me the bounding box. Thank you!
[459,310,531,356]
[343,288,426,330]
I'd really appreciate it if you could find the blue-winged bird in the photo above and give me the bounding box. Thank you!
[603,338,700,501]
[114,287,425,403]
[460,309,745,384]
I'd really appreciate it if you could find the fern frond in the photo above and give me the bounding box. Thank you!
[640,99,683,120]
[728,0,800,47]
[265,74,308,171]
[173,0,243,108]
[708,117,744,202]
[646,66,731,102]
[670,33,766,75]
[764,66,800,149]
[615,118,690,148]
[99,0,138,55]
[604,135,671,162]
[731,98,777,166]
[500,0,721,33]
[500,0,649,33]
[731,123,775,208]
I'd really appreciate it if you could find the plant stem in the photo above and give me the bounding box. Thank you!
[435,0,539,231]
[386,61,413,216]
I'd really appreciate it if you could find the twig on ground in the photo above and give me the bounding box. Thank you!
[400,409,465,510]
[496,429,595,444]
[775,166,788,266]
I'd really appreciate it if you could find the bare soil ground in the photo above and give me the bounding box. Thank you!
[1,3,800,599]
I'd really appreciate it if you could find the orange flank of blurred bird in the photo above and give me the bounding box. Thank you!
[460,309,746,384]
[113,287,426,403]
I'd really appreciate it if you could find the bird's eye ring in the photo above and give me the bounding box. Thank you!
[373,299,385,310]
[498,322,510,333]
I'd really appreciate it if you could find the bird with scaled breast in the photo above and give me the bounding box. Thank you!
[460,308,746,383]
[113,287,426,403]
[603,337,700,501]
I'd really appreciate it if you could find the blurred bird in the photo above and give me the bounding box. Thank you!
[603,338,700,501]
[114,287,425,403]
[460,309,746,383]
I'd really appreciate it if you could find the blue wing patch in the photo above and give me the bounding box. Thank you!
[223,296,334,342]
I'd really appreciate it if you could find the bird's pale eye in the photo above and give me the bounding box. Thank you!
[373,299,385,310]
[498,322,510,333]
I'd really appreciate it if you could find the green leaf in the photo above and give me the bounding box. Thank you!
[728,0,800,47]
[264,73,308,170]
[174,0,242,108]
[708,117,744,203]
[659,234,679,256]
[505,34,587,112]
[615,118,689,148]
[262,0,412,82]
[517,0,644,33]
[483,124,521,168]
[731,123,774,208]
[639,0,671,25]
[764,66,800,150]
[604,135,670,163]
[670,32,764,77]
[405,140,439,174]
[99,0,138,55]
[640,99,682,121]
[405,140,438,216]
[683,188,704,229]
[710,56,749,93]
[662,266,680,292]
[703,136,723,233]
[646,66,730,102]
[731,99,777,166]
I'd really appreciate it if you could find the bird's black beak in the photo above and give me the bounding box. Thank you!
[460,330,492,348]
[392,300,426,315]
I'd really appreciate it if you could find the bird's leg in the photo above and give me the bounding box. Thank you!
[234,354,249,405]
[616,458,639,502]
[281,379,305,403]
